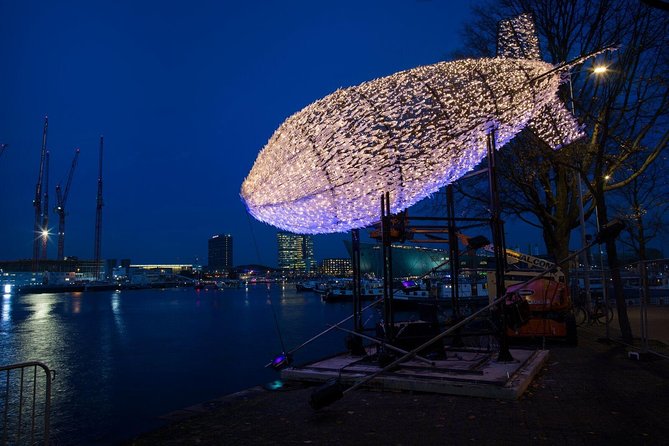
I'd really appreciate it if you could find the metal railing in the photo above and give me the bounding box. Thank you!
[572,259,669,359]
[1,362,54,446]
[626,259,669,359]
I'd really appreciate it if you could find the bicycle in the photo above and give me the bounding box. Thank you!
[573,296,614,326]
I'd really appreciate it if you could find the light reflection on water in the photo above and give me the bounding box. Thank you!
[2,294,10,322]
[111,291,126,338]
[0,285,354,445]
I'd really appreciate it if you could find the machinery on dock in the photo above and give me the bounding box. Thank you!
[479,242,577,344]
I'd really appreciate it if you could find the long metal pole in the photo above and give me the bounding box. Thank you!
[344,294,506,395]
[277,298,384,361]
[381,192,394,342]
[447,185,460,317]
[577,175,592,310]
[486,131,512,362]
[329,324,434,365]
[595,206,610,339]
[352,229,362,333]
[640,260,649,352]
[386,193,394,337]
[569,75,592,312]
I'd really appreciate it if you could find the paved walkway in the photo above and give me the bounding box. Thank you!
[620,305,668,344]
[128,307,669,445]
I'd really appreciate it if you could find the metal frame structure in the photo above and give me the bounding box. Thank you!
[361,129,513,362]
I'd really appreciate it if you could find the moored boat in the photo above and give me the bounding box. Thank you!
[296,280,317,291]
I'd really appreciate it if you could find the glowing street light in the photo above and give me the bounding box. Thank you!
[571,63,610,311]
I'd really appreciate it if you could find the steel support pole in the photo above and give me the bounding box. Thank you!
[486,131,513,362]
[569,75,592,312]
[352,229,362,333]
[595,207,610,339]
[577,175,592,311]
[447,184,461,318]
[381,192,394,343]
[640,260,649,353]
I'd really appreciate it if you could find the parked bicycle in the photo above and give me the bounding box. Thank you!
[572,294,614,326]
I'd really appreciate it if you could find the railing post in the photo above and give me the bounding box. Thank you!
[0,361,53,446]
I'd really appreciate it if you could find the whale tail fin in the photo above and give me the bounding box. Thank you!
[497,14,612,148]
[527,96,585,149]
[497,13,541,60]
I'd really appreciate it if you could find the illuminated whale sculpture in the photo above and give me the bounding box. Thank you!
[241,14,587,234]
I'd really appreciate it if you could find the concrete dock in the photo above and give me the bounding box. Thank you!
[128,308,669,445]
[281,346,549,400]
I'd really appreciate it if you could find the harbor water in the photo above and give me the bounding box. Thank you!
[0,284,358,444]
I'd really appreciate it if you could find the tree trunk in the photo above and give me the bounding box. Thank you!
[543,226,571,271]
[598,201,633,342]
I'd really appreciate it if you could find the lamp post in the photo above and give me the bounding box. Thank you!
[569,65,608,314]
[595,176,611,339]
[568,75,592,312]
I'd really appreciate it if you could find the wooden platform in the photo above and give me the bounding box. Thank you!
[281,347,549,400]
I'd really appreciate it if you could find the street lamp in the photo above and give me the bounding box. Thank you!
[569,65,608,313]
[568,75,592,311]
[595,175,612,339]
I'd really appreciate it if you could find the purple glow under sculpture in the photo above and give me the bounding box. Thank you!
[241,14,584,234]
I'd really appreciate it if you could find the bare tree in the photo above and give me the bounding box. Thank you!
[457,0,669,341]
[612,154,669,263]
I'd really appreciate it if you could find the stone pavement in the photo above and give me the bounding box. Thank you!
[128,309,669,446]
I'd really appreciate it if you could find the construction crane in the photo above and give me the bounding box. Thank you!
[40,151,50,259]
[55,148,80,260]
[32,117,48,271]
[93,136,104,280]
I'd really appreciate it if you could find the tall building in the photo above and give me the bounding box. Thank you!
[320,258,352,277]
[208,234,233,272]
[277,232,316,274]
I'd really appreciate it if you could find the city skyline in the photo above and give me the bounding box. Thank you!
[0,1,557,267]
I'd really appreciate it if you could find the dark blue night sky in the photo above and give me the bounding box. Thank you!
[2,1,546,267]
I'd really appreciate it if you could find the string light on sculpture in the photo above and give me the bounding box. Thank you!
[241,14,608,235]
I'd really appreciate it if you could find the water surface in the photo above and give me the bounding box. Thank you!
[1,284,357,444]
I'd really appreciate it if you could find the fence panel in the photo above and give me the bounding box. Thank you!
[1,362,54,446]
